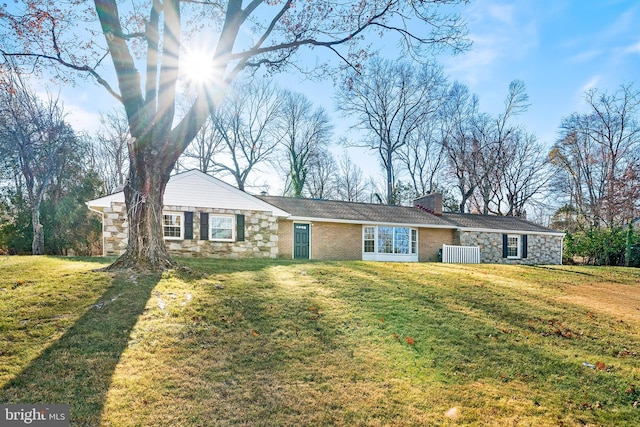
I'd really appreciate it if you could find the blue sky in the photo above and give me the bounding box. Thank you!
[59,0,640,193]
[264,0,640,190]
[441,0,640,143]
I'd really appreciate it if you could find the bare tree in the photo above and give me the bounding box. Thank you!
[1,0,470,270]
[210,78,282,191]
[550,84,640,228]
[0,71,78,254]
[501,132,551,217]
[586,84,640,226]
[441,81,479,213]
[94,109,130,194]
[306,149,337,200]
[399,118,447,198]
[180,115,223,175]
[336,153,368,202]
[467,111,505,214]
[471,80,530,215]
[337,59,448,204]
[443,80,535,214]
[278,90,332,197]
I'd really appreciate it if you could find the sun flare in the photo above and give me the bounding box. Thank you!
[181,50,215,84]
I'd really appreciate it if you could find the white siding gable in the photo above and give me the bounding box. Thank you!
[165,170,288,215]
[87,170,289,217]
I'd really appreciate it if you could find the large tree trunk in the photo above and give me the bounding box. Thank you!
[106,161,176,272]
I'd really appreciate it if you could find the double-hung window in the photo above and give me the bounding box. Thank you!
[507,235,521,258]
[364,227,375,253]
[209,215,234,241]
[411,229,418,254]
[163,212,183,240]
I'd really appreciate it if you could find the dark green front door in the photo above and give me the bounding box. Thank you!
[293,223,310,259]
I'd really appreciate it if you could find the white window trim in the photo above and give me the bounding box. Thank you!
[209,214,235,242]
[163,212,184,241]
[362,225,418,262]
[363,226,376,253]
[507,234,521,259]
[411,229,418,255]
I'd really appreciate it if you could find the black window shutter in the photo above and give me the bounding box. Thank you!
[502,234,508,258]
[200,212,209,240]
[184,212,194,239]
[522,234,528,259]
[236,214,245,242]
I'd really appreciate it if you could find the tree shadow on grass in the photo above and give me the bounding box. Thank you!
[66,256,116,264]
[177,257,306,276]
[0,271,161,426]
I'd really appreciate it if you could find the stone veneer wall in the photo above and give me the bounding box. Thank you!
[458,231,563,265]
[102,202,279,259]
[103,202,128,256]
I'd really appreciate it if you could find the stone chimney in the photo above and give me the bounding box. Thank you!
[413,193,442,216]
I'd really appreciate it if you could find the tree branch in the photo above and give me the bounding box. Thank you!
[229,2,392,68]
[144,0,161,106]
[94,0,144,127]
[0,50,121,102]
[156,0,180,140]
[181,0,225,7]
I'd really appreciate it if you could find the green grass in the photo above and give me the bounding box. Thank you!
[1,256,640,426]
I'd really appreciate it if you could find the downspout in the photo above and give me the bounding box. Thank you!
[86,203,106,257]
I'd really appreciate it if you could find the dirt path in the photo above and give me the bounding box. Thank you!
[560,282,640,324]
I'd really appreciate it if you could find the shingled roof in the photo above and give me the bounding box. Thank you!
[258,196,454,228]
[258,195,563,235]
[442,212,563,235]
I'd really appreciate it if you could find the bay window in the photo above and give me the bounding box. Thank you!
[363,225,418,261]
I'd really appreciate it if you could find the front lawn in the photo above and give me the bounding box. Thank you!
[1,256,639,426]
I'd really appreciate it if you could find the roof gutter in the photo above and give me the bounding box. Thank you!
[284,216,457,229]
[457,226,566,237]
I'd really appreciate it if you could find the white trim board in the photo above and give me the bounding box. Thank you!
[457,227,565,237]
[285,216,457,230]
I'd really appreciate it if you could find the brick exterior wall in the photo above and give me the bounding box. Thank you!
[312,222,362,260]
[102,202,279,259]
[419,228,455,262]
[458,230,563,264]
[277,220,455,262]
[277,220,362,260]
[277,219,294,259]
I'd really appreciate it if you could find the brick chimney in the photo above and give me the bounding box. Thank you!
[413,193,442,216]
